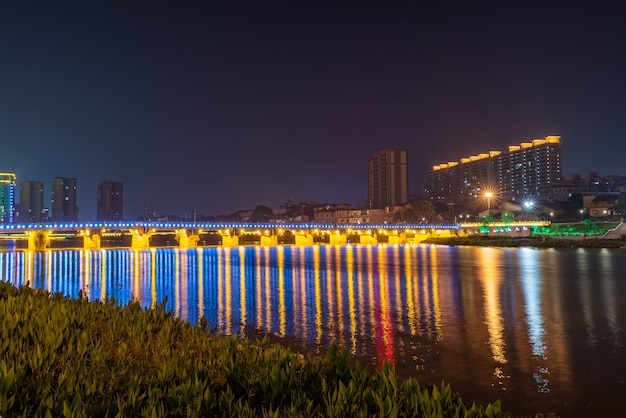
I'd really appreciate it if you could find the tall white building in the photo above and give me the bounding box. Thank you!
[423,136,562,203]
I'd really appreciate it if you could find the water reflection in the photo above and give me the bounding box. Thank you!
[477,247,508,388]
[2,245,626,417]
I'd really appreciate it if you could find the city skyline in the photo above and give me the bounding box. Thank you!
[1,3,625,219]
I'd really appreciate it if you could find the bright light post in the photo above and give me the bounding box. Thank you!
[524,201,534,211]
[580,209,584,223]
[485,192,493,210]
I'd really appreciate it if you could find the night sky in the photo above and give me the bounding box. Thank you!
[1,2,625,220]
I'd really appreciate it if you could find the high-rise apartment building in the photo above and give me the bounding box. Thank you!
[97,181,123,221]
[423,136,562,203]
[368,148,408,209]
[20,180,44,223]
[0,172,16,223]
[51,177,78,222]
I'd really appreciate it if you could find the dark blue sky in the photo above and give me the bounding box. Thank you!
[1,2,624,220]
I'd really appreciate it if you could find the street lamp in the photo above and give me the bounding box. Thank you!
[485,192,493,210]
[580,209,584,223]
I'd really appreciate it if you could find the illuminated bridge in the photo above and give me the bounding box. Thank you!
[0,220,550,250]
[0,221,464,250]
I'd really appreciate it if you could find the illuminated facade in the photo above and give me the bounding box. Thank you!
[97,181,123,221]
[368,148,408,209]
[423,136,562,203]
[51,177,78,222]
[19,180,45,223]
[0,172,16,223]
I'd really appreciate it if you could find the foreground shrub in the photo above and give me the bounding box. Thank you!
[1,282,533,417]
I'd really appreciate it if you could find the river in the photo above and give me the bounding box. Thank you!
[1,244,625,417]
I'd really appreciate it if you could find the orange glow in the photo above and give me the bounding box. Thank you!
[478,248,507,366]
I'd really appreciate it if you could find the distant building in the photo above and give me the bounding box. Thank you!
[0,172,16,223]
[51,177,78,222]
[368,148,408,209]
[313,204,390,224]
[97,181,123,221]
[583,194,621,217]
[424,136,562,203]
[539,173,626,202]
[20,180,45,223]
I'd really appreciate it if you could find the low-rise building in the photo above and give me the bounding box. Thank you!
[583,194,621,217]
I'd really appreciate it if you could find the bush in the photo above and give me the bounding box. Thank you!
[0,282,531,417]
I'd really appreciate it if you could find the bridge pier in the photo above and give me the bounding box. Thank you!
[27,230,50,251]
[359,234,377,245]
[221,235,239,247]
[295,234,313,246]
[176,229,200,248]
[261,236,278,246]
[330,234,347,245]
[83,234,101,250]
[131,231,151,249]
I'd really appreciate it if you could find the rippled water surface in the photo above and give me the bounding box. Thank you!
[2,244,625,417]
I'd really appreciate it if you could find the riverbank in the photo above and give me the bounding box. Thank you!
[0,282,557,417]
[424,234,626,248]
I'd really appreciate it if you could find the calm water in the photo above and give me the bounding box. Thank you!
[1,244,625,417]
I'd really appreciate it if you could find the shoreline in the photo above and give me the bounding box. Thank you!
[423,235,626,249]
